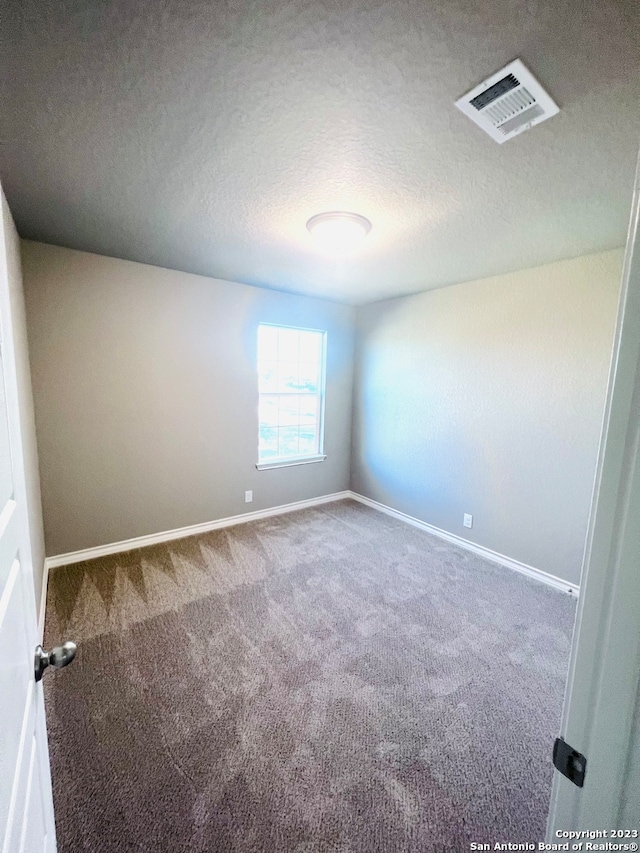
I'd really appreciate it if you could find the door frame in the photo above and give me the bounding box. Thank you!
[547,143,640,832]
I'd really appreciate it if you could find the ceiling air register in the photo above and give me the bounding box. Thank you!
[455,59,559,143]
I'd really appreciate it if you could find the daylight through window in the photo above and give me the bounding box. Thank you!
[257,324,326,467]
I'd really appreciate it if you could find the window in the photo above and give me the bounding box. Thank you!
[256,324,327,469]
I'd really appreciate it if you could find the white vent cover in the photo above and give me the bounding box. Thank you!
[455,59,559,143]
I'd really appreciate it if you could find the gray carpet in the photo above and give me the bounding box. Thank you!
[44,499,576,852]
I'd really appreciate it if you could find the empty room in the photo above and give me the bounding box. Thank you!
[2,0,640,851]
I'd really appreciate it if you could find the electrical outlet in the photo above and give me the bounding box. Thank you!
[463,513,473,529]
[245,490,253,503]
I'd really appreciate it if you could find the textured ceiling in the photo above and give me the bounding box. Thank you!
[2,0,640,304]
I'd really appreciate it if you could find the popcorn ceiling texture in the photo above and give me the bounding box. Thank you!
[44,501,575,851]
[2,0,640,303]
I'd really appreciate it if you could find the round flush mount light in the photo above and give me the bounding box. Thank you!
[306,211,372,253]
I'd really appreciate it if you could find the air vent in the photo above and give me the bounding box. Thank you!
[455,59,559,143]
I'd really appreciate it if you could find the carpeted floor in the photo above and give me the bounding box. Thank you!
[44,499,576,852]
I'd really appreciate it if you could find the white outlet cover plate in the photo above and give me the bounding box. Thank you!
[245,491,253,503]
[463,514,473,528]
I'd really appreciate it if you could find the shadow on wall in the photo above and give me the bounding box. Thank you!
[351,250,623,586]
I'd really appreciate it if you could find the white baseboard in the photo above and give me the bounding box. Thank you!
[38,559,49,643]
[45,491,352,570]
[43,488,579,597]
[348,491,580,596]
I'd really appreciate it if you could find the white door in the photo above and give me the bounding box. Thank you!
[0,237,56,848]
[547,149,640,832]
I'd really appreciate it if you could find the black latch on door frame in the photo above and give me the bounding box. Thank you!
[553,737,586,788]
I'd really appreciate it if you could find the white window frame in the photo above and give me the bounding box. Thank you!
[255,323,327,471]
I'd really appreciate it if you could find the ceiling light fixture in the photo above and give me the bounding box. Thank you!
[306,211,372,253]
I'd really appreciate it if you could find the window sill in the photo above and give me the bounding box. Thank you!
[256,454,327,471]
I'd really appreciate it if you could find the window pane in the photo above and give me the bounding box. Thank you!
[278,426,300,457]
[278,329,299,362]
[298,362,319,393]
[299,331,321,362]
[299,397,318,424]
[258,360,278,393]
[259,426,278,457]
[259,396,279,426]
[277,362,299,393]
[299,425,319,456]
[278,396,300,426]
[257,324,325,462]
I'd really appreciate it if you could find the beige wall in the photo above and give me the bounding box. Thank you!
[0,193,46,611]
[351,250,623,586]
[22,239,621,582]
[22,241,354,556]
